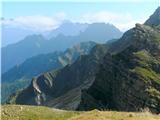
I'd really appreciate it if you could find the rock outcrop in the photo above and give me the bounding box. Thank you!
[78,24,160,113]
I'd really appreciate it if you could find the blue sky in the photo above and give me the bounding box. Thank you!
[2,2,158,18]
[1,1,159,31]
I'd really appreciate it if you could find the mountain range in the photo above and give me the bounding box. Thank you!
[7,7,160,114]
[43,20,88,39]
[1,20,88,47]
[2,23,122,73]
[7,42,110,108]
[1,23,36,47]
[1,41,96,103]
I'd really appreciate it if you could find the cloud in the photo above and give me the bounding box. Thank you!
[73,11,147,31]
[1,11,147,32]
[1,12,66,32]
[14,16,58,31]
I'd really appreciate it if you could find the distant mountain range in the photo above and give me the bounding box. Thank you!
[2,23,122,73]
[1,20,88,47]
[1,24,36,47]
[8,7,160,113]
[43,20,88,39]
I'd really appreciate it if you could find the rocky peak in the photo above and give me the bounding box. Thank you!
[145,7,160,26]
[108,23,160,55]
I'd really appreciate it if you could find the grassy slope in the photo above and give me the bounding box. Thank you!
[70,110,160,120]
[1,105,80,120]
[1,105,160,120]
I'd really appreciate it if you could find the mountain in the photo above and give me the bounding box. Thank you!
[9,8,160,113]
[1,20,87,47]
[2,41,96,103]
[78,23,122,43]
[1,20,36,47]
[77,8,160,113]
[145,7,160,26]
[7,42,111,108]
[2,23,122,73]
[43,20,88,39]
[2,35,47,73]
[78,24,160,113]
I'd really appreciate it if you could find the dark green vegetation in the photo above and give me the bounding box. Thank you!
[2,41,96,103]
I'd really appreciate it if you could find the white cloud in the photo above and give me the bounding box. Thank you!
[1,11,147,32]
[1,12,66,32]
[14,16,58,31]
[54,12,66,20]
[73,11,147,31]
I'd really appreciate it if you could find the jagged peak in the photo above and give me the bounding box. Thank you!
[144,7,160,26]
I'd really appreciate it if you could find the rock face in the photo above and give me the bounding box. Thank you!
[9,43,110,110]
[77,9,160,113]
[145,7,160,26]
[2,41,96,104]
[78,24,160,113]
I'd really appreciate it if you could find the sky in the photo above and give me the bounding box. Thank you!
[1,0,160,32]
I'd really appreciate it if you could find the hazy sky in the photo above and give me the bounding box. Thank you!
[1,0,159,32]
